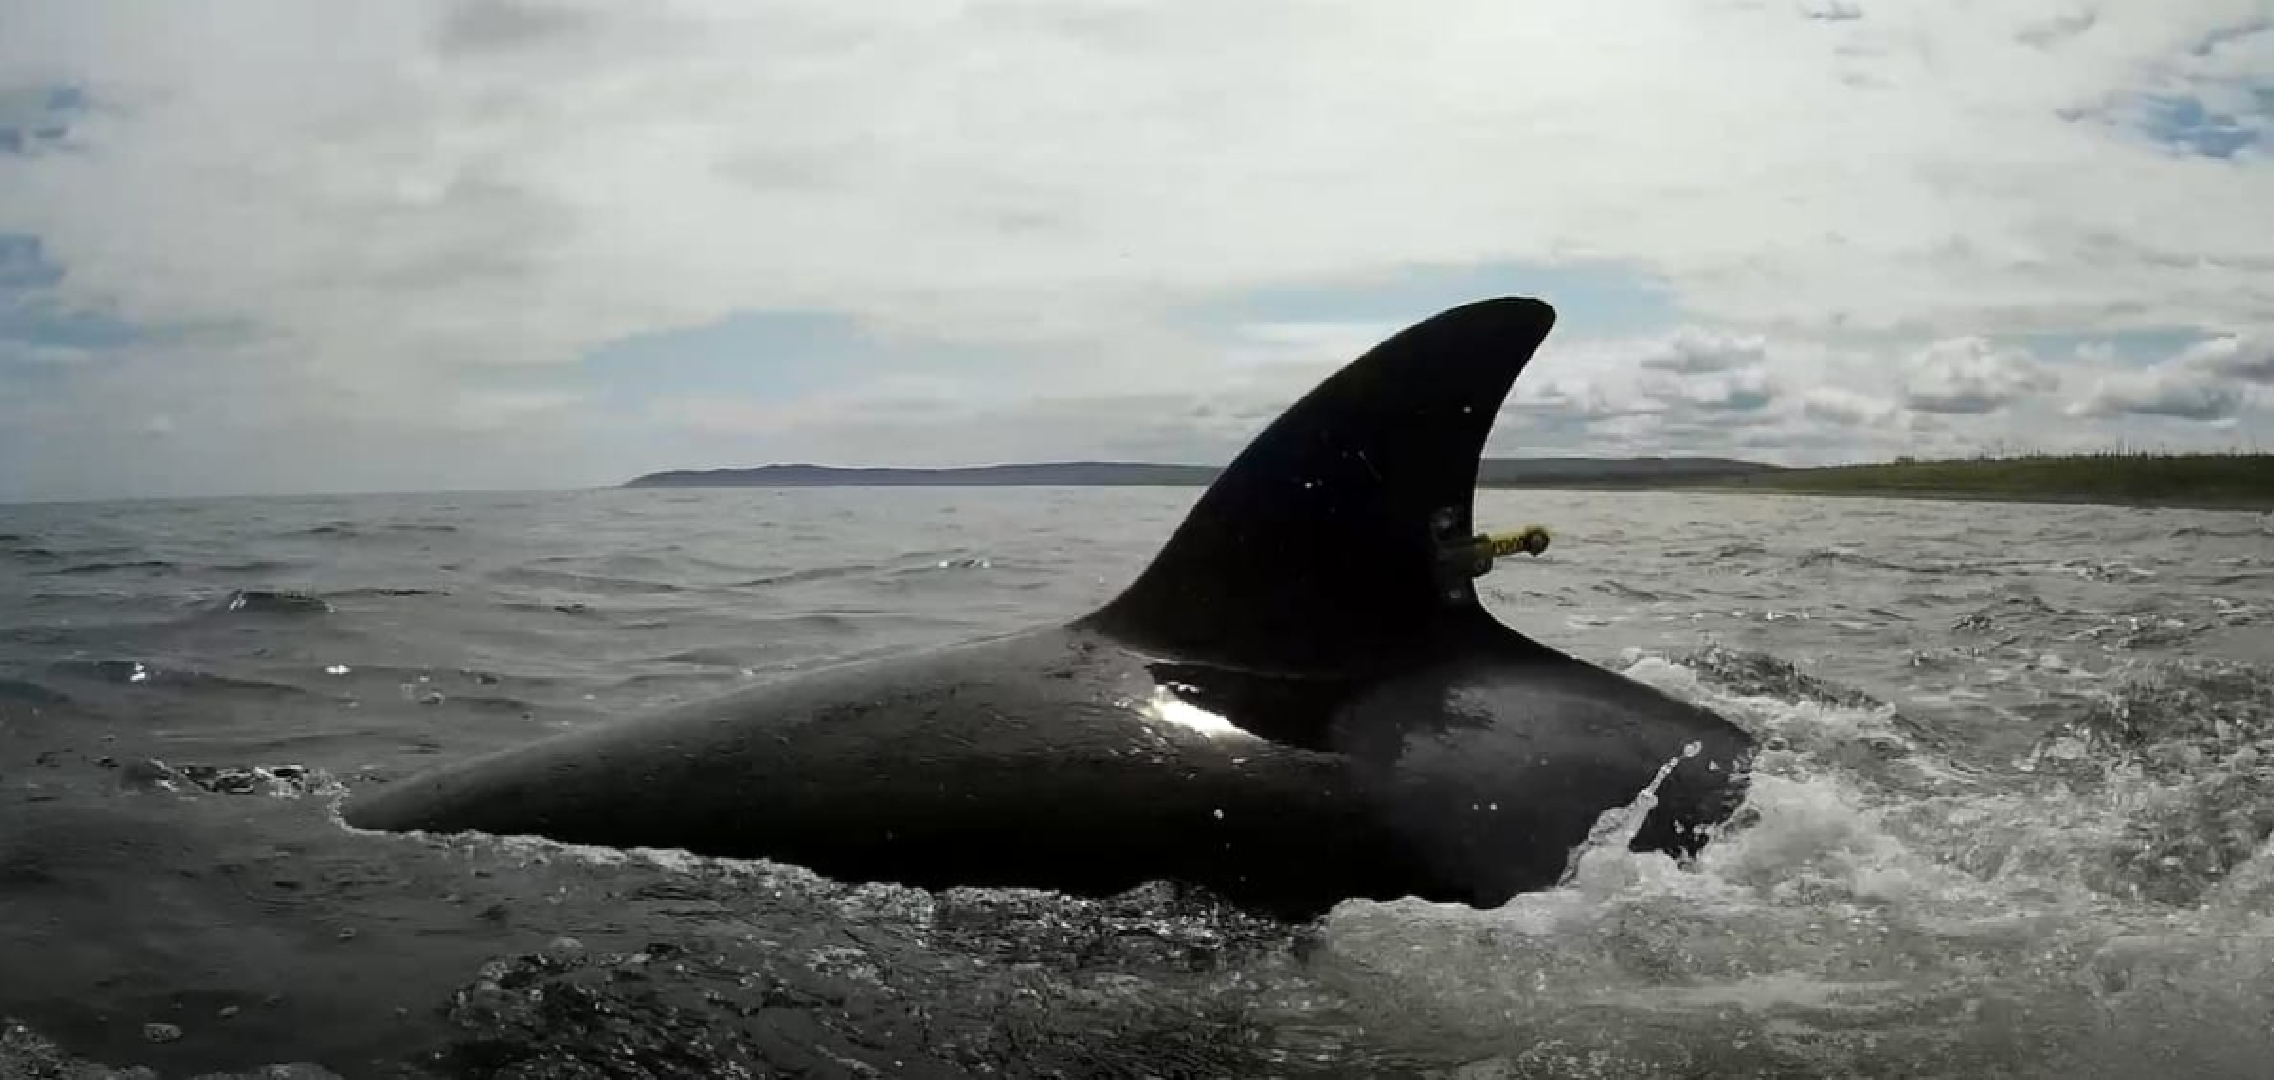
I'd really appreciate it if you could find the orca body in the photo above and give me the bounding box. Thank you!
[343,298,1755,920]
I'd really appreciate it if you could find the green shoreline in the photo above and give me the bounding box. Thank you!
[1637,485,2273,513]
[1626,453,2274,513]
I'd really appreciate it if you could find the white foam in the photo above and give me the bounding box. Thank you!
[1143,684,1252,739]
[1311,651,2274,1075]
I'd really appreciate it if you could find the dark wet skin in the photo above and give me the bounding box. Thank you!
[344,297,1757,919]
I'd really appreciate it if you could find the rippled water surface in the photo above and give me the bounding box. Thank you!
[3,487,2272,1078]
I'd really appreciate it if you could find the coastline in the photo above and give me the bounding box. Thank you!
[623,454,2274,514]
[1656,485,2274,514]
[1656,454,2274,514]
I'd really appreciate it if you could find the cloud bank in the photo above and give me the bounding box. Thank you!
[1,0,2270,499]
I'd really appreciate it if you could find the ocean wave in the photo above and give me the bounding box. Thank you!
[2,1019,354,1080]
[1951,593,2069,635]
[1669,645,1886,710]
[47,658,324,698]
[1796,548,1914,572]
[207,559,303,575]
[217,589,335,616]
[0,675,71,707]
[652,647,766,668]
[46,559,176,576]
[1316,650,2274,1078]
[330,586,447,598]
[890,555,995,574]
[488,567,688,596]
[2172,524,2274,539]
[116,758,332,799]
[727,564,880,589]
[293,521,461,539]
[2012,659,2274,906]
[2056,557,2158,582]
[6,487,2273,1080]
[1595,580,1668,602]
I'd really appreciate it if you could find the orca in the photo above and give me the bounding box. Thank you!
[342,298,1756,920]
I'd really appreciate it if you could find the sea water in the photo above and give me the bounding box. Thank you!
[2,487,2270,1077]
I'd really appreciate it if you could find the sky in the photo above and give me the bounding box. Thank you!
[1,0,2271,501]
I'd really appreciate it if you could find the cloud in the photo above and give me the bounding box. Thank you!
[437,0,597,55]
[1901,337,2061,414]
[0,233,61,288]
[3,1,2273,498]
[2067,330,2272,420]
[1634,329,1770,374]
[606,316,2269,479]
[2073,367,2244,420]
[2174,333,2274,382]
[1802,386,1903,427]
[12,2,2274,340]
[0,83,83,156]
[1623,330,1780,415]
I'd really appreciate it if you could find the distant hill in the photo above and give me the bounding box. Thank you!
[625,462,1220,488]
[621,452,2274,509]
[623,457,1784,489]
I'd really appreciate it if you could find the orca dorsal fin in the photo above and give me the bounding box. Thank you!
[1082,297,1557,671]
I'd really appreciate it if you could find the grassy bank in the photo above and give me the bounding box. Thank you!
[1687,451,2274,510]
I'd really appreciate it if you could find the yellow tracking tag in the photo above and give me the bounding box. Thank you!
[1479,525,1551,560]
[1446,524,1551,578]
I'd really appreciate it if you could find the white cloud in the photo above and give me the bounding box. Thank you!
[3,0,2273,497]
[2175,333,2274,382]
[1624,330,1782,414]
[2073,367,2245,419]
[1901,337,2061,414]
[611,317,2274,475]
[1803,386,1904,427]
[2067,330,2274,421]
[1633,329,1771,374]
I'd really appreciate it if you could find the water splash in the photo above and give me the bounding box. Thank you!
[1310,650,2274,1079]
